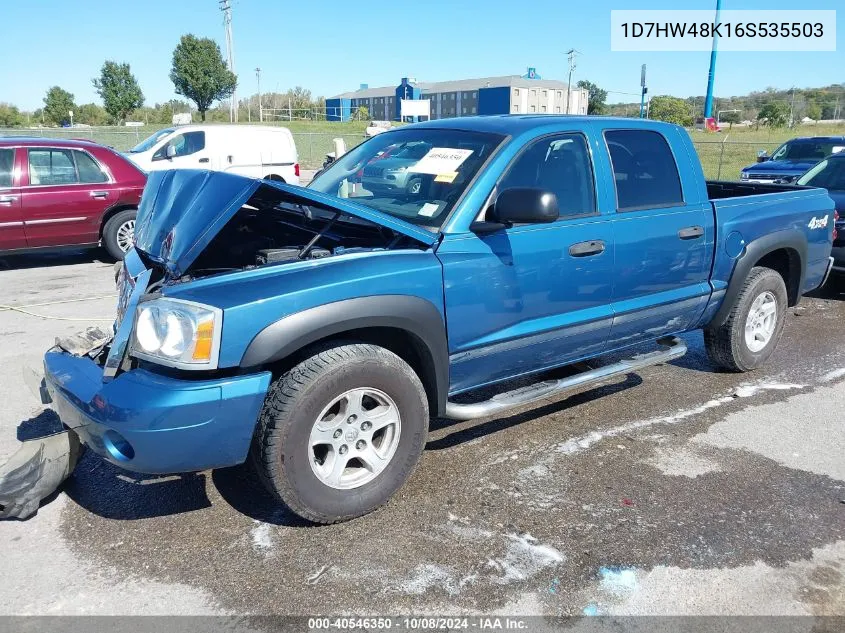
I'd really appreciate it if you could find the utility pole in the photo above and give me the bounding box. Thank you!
[256,67,262,122]
[789,87,796,126]
[219,0,237,122]
[565,49,579,114]
[703,0,722,121]
[640,64,647,118]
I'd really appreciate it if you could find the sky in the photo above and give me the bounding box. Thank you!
[1,0,842,112]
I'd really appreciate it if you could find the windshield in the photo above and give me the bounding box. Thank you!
[129,128,176,153]
[771,140,845,162]
[309,128,505,229]
[798,157,845,190]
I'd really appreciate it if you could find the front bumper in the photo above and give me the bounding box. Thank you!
[43,350,272,474]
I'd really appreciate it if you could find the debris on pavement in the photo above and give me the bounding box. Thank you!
[0,430,83,520]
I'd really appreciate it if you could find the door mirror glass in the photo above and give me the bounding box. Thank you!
[165,144,177,159]
[491,187,559,225]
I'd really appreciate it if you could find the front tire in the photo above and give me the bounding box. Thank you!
[102,209,137,260]
[250,343,429,524]
[704,266,788,372]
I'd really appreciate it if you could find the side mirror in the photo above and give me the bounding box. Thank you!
[491,188,559,225]
[756,150,769,163]
[165,144,177,159]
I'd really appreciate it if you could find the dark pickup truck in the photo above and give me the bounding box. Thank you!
[38,116,835,523]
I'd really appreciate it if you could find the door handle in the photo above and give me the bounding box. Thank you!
[90,191,108,199]
[568,239,606,257]
[198,158,210,164]
[0,195,17,204]
[678,226,704,240]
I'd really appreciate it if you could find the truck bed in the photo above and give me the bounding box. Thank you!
[706,180,812,200]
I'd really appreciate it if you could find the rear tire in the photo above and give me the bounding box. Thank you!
[704,266,788,372]
[250,343,429,524]
[102,209,137,261]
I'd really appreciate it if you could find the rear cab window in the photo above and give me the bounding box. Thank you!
[604,129,683,211]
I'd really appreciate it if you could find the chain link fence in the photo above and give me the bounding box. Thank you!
[0,126,789,179]
[0,127,369,170]
[692,140,782,181]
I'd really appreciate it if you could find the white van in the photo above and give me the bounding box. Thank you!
[125,125,300,185]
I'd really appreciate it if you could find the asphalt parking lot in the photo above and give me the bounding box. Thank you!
[1,250,844,617]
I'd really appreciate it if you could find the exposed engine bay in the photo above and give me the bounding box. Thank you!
[181,186,425,280]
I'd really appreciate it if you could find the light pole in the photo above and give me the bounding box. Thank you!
[256,67,262,122]
[703,0,723,121]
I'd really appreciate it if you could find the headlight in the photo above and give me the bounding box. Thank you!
[740,172,749,180]
[130,298,222,370]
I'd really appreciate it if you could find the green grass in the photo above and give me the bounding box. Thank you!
[4,119,843,175]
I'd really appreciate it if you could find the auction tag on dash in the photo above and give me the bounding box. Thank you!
[434,172,458,184]
[419,202,440,217]
[409,148,474,175]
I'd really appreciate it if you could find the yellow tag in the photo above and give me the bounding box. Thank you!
[434,172,458,184]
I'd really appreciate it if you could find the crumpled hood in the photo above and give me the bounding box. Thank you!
[744,159,819,175]
[134,170,437,278]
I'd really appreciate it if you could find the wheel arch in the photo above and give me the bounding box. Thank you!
[709,231,806,328]
[99,204,138,238]
[240,296,449,416]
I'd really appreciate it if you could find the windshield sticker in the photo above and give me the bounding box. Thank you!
[434,172,458,184]
[833,146,845,154]
[419,202,440,217]
[409,148,474,175]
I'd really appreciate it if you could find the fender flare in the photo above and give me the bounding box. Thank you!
[708,230,807,328]
[239,295,449,415]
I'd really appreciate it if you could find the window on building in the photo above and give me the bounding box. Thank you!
[530,105,536,112]
[557,91,562,98]
[542,90,547,98]
[541,105,547,113]
[472,91,477,98]
[514,88,520,96]
[451,93,456,100]
[499,133,596,218]
[512,104,519,112]
[462,107,467,114]
[605,130,684,211]
[555,106,561,113]
[471,106,477,114]
[530,89,536,97]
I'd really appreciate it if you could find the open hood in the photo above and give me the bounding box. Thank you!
[134,170,438,278]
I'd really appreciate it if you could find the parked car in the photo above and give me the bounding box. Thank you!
[360,141,432,194]
[365,120,392,137]
[39,117,834,524]
[125,124,300,185]
[0,138,146,259]
[797,152,845,275]
[740,136,845,183]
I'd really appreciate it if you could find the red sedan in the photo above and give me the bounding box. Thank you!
[0,137,146,260]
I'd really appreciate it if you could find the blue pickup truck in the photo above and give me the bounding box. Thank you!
[740,136,845,183]
[40,116,835,523]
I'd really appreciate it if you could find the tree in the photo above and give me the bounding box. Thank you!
[93,61,144,123]
[0,103,24,127]
[648,95,693,126]
[76,103,110,126]
[757,101,790,128]
[43,86,76,126]
[169,34,237,121]
[720,110,741,128]
[577,80,607,115]
[805,102,822,121]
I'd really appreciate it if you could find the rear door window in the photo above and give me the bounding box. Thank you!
[28,148,77,186]
[74,150,109,183]
[0,149,13,188]
[605,130,683,211]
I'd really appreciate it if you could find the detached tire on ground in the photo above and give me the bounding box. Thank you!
[102,209,137,260]
[704,266,788,372]
[251,343,429,524]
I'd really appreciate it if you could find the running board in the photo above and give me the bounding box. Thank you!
[443,336,687,421]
